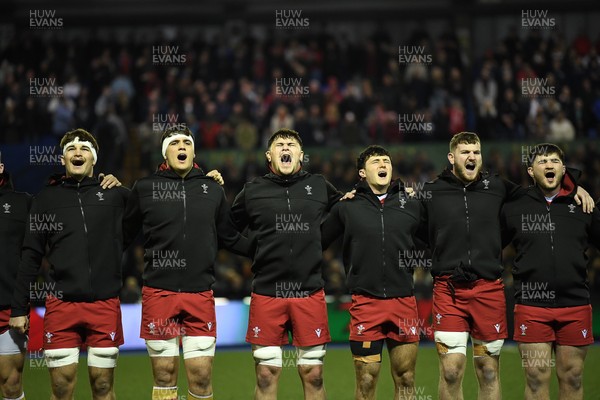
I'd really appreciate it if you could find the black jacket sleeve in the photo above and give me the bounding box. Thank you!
[500,205,515,248]
[415,200,429,246]
[325,179,343,211]
[122,183,142,249]
[321,202,344,250]
[216,187,249,256]
[588,204,600,250]
[11,197,46,316]
[503,177,525,201]
[231,187,249,232]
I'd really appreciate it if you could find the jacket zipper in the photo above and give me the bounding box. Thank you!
[546,203,556,305]
[180,178,187,292]
[76,182,94,299]
[182,179,187,242]
[286,188,293,260]
[463,187,472,267]
[380,205,387,298]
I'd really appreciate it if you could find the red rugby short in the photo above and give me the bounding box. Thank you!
[43,296,124,350]
[246,289,330,347]
[514,304,593,346]
[432,277,507,341]
[349,294,420,343]
[141,286,216,340]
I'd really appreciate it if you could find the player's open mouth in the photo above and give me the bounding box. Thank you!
[177,153,187,161]
[378,170,387,178]
[280,153,292,166]
[465,163,476,171]
[545,171,555,183]
[71,159,85,166]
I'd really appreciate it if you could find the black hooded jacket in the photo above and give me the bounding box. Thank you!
[501,175,600,307]
[123,165,247,292]
[423,169,522,281]
[321,180,425,298]
[11,175,130,316]
[0,173,32,310]
[231,170,341,296]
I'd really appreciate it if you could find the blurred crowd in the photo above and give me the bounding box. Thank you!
[1,24,600,305]
[1,26,599,156]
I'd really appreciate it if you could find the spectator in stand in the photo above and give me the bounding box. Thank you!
[548,110,576,142]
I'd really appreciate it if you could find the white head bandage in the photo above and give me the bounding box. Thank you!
[62,136,98,165]
[161,133,195,159]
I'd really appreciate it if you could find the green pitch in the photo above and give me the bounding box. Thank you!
[22,344,600,399]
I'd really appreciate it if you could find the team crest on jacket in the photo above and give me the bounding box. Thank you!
[96,192,104,201]
[45,331,54,343]
[253,326,261,338]
[482,179,490,190]
[435,313,442,325]
[2,203,10,213]
[399,197,406,209]
[305,185,312,195]
[357,324,365,335]
[202,184,208,194]
[568,204,576,213]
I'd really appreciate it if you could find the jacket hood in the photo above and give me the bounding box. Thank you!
[47,174,99,188]
[155,162,205,179]
[438,168,490,185]
[264,169,308,185]
[355,179,402,195]
[0,172,14,191]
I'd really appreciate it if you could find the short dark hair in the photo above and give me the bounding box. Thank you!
[60,128,99,151]
[160,125,193,144]
[449,132,480,152]
[356,145,392,171]
[527,143,565,167]
[267,129,303,149]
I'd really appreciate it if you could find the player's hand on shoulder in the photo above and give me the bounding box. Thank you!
[340,189,356,201]
[98,173,122,189]
[207,170,224,186]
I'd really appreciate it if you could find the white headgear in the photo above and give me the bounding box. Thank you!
[62,136,98,165]
[161,133,195,159]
